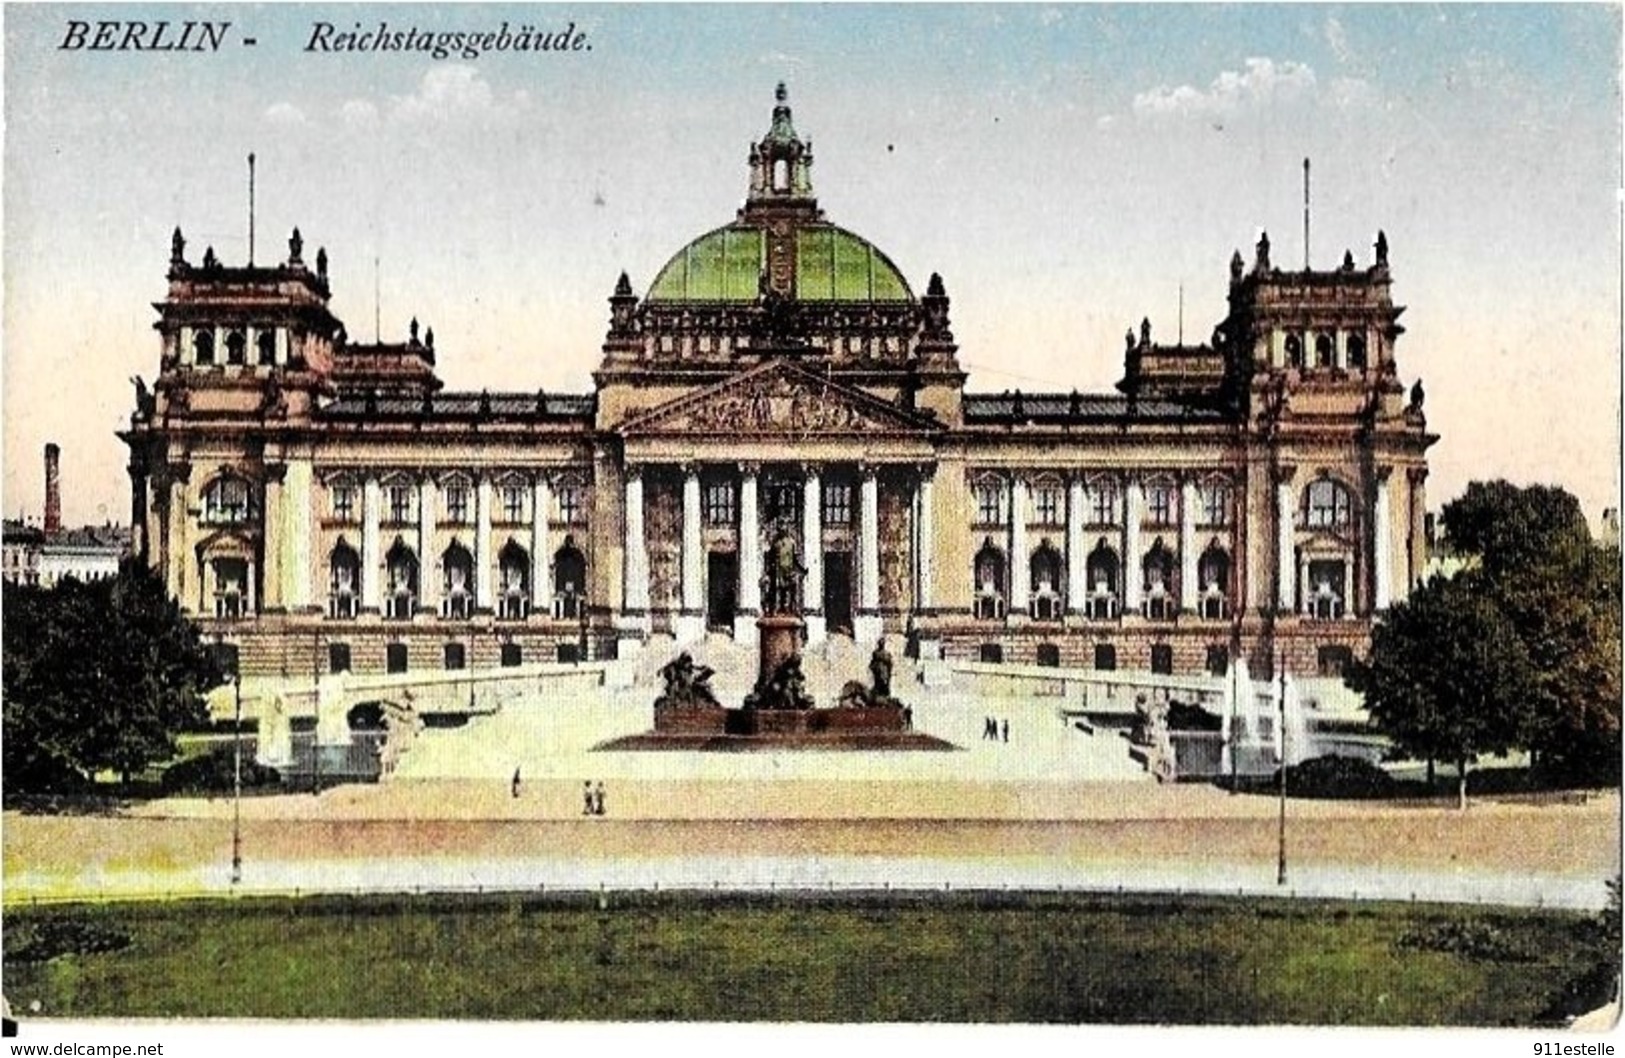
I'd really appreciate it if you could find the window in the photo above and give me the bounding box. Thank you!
[1036,643,1061,668]
[1304,479,1353,529]
[256,329,277,366]
[1146,484,1175,527]
[385,545,418,620]
[331,484,356,523]
[203,477,254,524]
[979,643,1004,664]
[703,481,736,526]
[328,643,351,674]
[225,330,247,366]
[193,330,215,365]
[1318,645,1355,678]
[442,544,474,619]
[444,643,467,671]
[1142,543,1174,620]
[764,481,800,525]
[1346,334,1368,370]
[557,643,581,663]
[1315,333,1335,368]
[329,544,360,619]
[387,484,414,524]
[1085,543,1120,620]
[974,482,1004,526]
[211,642,240,681]
[499,543,529,620]
[1200,483,1231,528]
[500,643,523,668]
[1199,546,1231,620]
[1093,644,1117,672]
[502,486,526,523]
[822,482,852,527]
[1150,644,1174,675]
[973,543,1006,620]
[441,484,469,524]
[558,484,584,524]
[1034,485,1063,526]
[1030,544,1063,621]
[386,643,408,674]
[554,540,587,619]
[212,557,249,616]
[1285,333,1304,369]
[1087,482,1118,526]
[1206,645,1230,677]
[1307,559,1347,619]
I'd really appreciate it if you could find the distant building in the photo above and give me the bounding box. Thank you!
[2,445,129,587]
[1599,507,1619,549]
[3,520,44,586]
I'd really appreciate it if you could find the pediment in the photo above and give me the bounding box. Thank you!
[618,361,939,438]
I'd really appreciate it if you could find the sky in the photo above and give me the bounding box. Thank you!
[4,3,1620,528]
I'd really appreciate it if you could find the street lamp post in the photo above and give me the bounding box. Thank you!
[1276,651,1288,887]
[231,668,243,886]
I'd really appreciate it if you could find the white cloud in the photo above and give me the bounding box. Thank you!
[389,65,526,124]
[263,102,307,127]
[337,99,379,128]
[1128,57,1372,120]
[1323,16,1352,65]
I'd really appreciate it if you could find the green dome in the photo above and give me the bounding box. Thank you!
[646,223,912,303]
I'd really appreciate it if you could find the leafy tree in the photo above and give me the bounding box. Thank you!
[1347,571,1536,808]
[3,563,221,795]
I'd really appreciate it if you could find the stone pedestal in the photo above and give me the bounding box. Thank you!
[757,614,803,690]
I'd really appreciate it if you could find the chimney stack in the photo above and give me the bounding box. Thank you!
[43,443,61,537]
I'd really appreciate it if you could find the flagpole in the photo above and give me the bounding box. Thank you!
[1276,649,1288,886]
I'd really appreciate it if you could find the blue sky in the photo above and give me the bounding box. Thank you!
[4,4,1619,525]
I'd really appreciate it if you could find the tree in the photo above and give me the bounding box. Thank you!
[1347,571,1536,808]
[3,563,221,795]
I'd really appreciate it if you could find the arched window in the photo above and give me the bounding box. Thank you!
[193,329,215,365]
[1085,541,1120,620]
[256,329,277,365]
[442,542,475,619]
[772,158,789,192]
[225,330,247,366]
[385,542,419,621]
[1284,333,1304,369]
[202,475,255,524]
[1142,540,1175,621]
[554,537,587,619]
[211,557,249,619]
[1346,333,1368,370]
[329,540,360,619]
[974,540,1007,621]
[1199,545,1231,620]
[1303,478,1354,529]
[1307,558,1348,619]
[1315,332,1335,368]
[498,541,530,620]
[1029,542,1063,621]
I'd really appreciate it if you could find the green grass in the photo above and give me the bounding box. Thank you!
[3,891,1614,1025]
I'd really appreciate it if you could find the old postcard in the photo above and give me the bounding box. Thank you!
[2,2,1619,1049]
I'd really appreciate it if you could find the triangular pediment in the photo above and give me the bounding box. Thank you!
[618,361,940,438]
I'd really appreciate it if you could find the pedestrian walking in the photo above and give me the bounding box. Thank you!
[511,767,522,798]
[593,780,607,817]
[983,716,996,740]
[1001,718,1009,743]
[582,780,594,815]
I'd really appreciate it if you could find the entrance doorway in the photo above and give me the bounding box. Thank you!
[824,551,854,635]
[707,551,738,629]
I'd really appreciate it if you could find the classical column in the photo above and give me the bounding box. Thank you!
[1066,474,1087,613]
[285,460,313,611]
[361,475,381,613]
[1275,468,1296,613]
[1179,477,1199,613]
[1123,476,1143,614]
[261,466,285,611]
[1008,477,1029,616]
[622,465,650,615]
[532,474,552,616]
[855,465,882,643]
[1372,469,1392,612]
[801,467,826,645]
[418,475,439,615]
[676,465,704,643]
[915,470,935,611]
[734,465,761,643]
[475,475,493,610]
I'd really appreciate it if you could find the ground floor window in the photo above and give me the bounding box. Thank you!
[444,643,466,670]
[1317,644,1355,678]
[979,643,1004,664]
[500,643,523,668]
[386,643,408,674]
[1150,644,1174,675]
[1206,645,1229,677]
[328,643,351,674]
[557,642,581,663]
[1093,643,1117,671]
[1035,643,1061,668]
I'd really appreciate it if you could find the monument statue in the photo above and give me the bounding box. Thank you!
[654,651,721,710]
[869,640,894,700]
[762,526,805,615]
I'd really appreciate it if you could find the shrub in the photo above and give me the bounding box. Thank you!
[160,743,281,794]
[1280,754,1399,799]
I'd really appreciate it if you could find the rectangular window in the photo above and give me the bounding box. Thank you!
[822,482,852,526]
[978,643,1004,664]
[558,485,583,524]
[1146,485,1175,526]
[1201,484,1231,527]
[1088,485,1116,526]
[1317,645,1355,678]
[328,643,351,674]
[557,642,581,663]
[764,481,800,524]
[703,482,736,527]
[444,486,470,524]
[1150,644,1174,675]
[1206,645,1230,677]
[386,643,408,674]
[388,485,413,524]
[502,486,525,523]
[1034,487,1062,526]
[331,485,356,522]
[444,643,466,671]
[500,643,523,668]
[1035,643,1061,668]
[1093,643,1117,672]
[974,484,1003,526]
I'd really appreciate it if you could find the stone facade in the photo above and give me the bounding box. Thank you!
[121,86,1435,684]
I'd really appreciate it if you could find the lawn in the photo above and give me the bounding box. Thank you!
[3,890,1615,1025]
